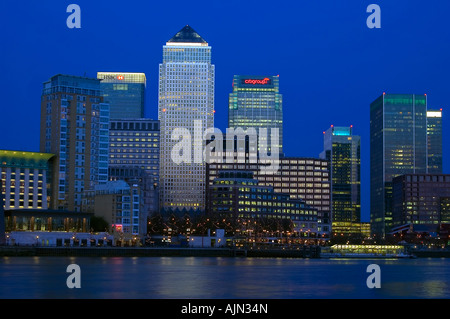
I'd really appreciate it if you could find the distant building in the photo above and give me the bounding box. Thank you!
[392,173,450,233]
[320,126,361,238]
[2,208,113,247]
[97,72,146,119]
[228,75,283,155]
[1,150,55,210]
[208,170,319,237]
[189,229,228,248]
[206,157,331,238]
[158,25,215,210]
[0,191,5,244]
[82,180,143,245]
[109,118,160,213]
[370,93,428,238]
[427,109,443,173]
[40,74,110,211]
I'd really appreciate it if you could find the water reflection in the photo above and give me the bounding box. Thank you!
[0,257,449,299]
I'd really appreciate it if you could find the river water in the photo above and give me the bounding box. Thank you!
[0,256,449,299]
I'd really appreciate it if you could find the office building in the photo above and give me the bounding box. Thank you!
[0,191,5,245]
[208,170,319,237]
[82,180,143,244]
[97,72,146,119]
[370,93,428,238]
[108,166,159,217]
[1,150,55,210]
[158,25,215,210]
[392,173,450,232]
[206,157,331,239]
[40,74,110,212]
[228,75,283,154]
[427,109,443,173]
[320,126,361,237]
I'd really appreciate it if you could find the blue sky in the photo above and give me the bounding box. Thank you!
[1,0,449,222]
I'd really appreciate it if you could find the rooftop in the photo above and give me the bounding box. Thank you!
[167,25,207,44]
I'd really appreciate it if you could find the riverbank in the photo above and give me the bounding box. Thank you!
[0,245,321,258]
[1,246,449,258]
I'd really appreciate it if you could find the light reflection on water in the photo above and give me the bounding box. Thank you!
[0,257,449,299]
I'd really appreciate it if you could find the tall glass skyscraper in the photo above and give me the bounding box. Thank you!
[158,25,215,210]
[370,93,428,238]
[40,74,110,211]
[97,72,146,119]
[320,126,361,236]
[228,75,283,154]
[427,109,443,173]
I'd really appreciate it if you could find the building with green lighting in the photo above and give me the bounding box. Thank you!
[0,150,55,210]
[320,126,361,239]
[228,75,283,155]
[370,94,428,239]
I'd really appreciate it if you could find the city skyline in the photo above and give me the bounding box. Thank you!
[1,1,450,223]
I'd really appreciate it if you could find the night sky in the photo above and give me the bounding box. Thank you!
[1,0,449,222]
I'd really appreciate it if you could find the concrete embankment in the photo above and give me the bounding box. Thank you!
[0,246,321,258]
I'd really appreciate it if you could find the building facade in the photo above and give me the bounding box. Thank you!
[370,93,428,238]
[1,150,55,210]
[82,180,144,243]
[206,157,331,238]
[228,75,283,155]
[208,170,319,237]
[392,173,450,231]
[320,126,361,237]
[158,25,215,210]
[97,72,146,119]
[40,74,110,212]
[427,109,443,173]
[109,119,159,181]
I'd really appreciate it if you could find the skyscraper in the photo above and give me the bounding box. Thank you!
[228,75,283,155]
[370,93,428,238]
[158,25,215,210]
[40,74,110,212]
[97,72,146,119]
[427,109,443,173]
[320,126,361,237]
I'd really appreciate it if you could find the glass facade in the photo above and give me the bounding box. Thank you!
[97,72,146,119]
[427,109,443,173]
[392,174,450,228]
[207,157,331,238]
[209,170,318,236]
[370,94,428,238]
[228,75,283,154]
[320,126,361,236]
[158,25,215,210]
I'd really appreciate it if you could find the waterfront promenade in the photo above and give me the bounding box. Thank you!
[0,245,321,258]
[1,245,449,258]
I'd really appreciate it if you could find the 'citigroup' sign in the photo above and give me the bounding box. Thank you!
[242,78,271,85]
